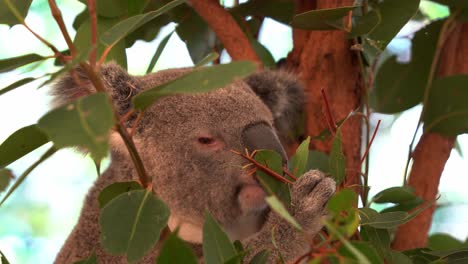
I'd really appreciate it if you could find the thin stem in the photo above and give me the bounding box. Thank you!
[87,0,98,67]
[98,45,114,65]
[47,0,77,57]
[321,88,337,131]
[359,119,381,166]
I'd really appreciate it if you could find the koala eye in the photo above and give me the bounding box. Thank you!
[198,137,216,145]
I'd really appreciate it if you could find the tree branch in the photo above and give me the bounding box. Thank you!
[189,0,260,64]
[48,0,77,56]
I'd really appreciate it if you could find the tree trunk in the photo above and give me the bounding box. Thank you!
[392,22,468,251]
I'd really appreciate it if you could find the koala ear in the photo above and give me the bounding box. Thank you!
[50,62,141,117]
[244,70,305,143]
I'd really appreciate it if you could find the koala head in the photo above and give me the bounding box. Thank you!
[52,62,304,242]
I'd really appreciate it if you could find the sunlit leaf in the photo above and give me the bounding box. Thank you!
[0,54,46,73]
[133,61,257,110]
[157,231,197,264]
[203,213,238,264]
[0,169,13,193]
[329,129,346,185]
[146,31,174,74]
[98,181,143,208]
[266,196,302,231]
[0,77,36,96]
[73,253,97,264]
[100,0,186,47]
[38,93,114,162]
[0,124,49,168]
[0,0,32,26]
[423,75,468,136]
[371,186,417,204]
[291,6,356,30]
[100,189,170,263]
[371,20,444,113]
[287,136,310,177]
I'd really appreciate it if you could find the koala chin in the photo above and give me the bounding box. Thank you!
[52,63,336,263]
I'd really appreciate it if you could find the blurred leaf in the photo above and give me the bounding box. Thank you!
[203,213,238,264]
[329,129,346,185]
[250,38,276,69]
[371,186,417,204]
[176,9,216,64]
[0,77,36,96]
[0,124,49,168]
[133,61,257,110]
[387,250,413,264]
[371,20,444,113]
[360,226,390,259]
[454,139,464,157]
[0,249,10,264]
[305,150,330,173]
[73,9,88,30]
[254,150,291,205]
[429,234,464,251]
[100,189,170,263]
[366,0,420,50]
[328,189,357,213]
[432,0,468,8]
[38,93,114,162]
[0,147,56,206]
[327,189,359,237]
[157,231,197,264]
[74,17,127,68]
[338,241,383,264]
[0,53,46,73]
[403,248,439,264]
[230,0,294,24]
[266,196,302,231]
[194,52,220,68]
[146,31,174,74]
[74,253,97,264]
[325,221,371,264]
[288,136,310,177]
[98,181,143,208]
[349,9,381,38]
[424,248,468,263]
[380,197,424,213]
[100,0,185,47]
[0,0,32,26]
[291,6,356,30]
[0,169,13,193]
[249,250,269,264]
[423,75,468,136]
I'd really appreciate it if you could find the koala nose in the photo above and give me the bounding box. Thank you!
[241,123,288,163]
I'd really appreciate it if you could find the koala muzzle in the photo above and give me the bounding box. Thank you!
[241,123,288,162]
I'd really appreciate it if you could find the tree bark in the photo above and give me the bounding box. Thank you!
[392,22,468,251]
[287,0,363,188]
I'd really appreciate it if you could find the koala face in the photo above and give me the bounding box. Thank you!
[52,63,304,243]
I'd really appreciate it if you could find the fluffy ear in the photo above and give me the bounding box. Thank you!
[244,70,305,143]
[50,62,141,118]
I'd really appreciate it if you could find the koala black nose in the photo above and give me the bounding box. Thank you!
[241,123,288,163]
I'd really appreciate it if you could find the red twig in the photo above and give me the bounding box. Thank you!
[98,45,113,66]
[87,0,98,67]
[282,166,297,181]
[359,119,381,166]
[130,112,143,137]
[48,0,77,57]
[321,88,337,135]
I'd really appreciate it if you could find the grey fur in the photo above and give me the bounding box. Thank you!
[52,63,334,263]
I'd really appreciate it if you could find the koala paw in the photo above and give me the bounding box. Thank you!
[291,170,336,233]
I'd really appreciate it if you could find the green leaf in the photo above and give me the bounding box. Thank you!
[253,150,291,205]
[291,6,356,30]
[203,213,238,264]
[265,196,302,231]
[305,150,330,173]
[327,189,359,237]
[403,248,439,264]
[325,221,371,264]
[329,129,346,185]
[429,234,464,251]
[78,0,128,18]
[371,186,417,204]
[380,197,424,213]
[366,0,420,51]
[360,226,390,260]
[423,75,468,136]
[73,253,98,264]
[0,124,49,168]
[194,52,220,68]
[0,53,46,73]
[176,9,216,64]
[157,231,198,264]
[230,0,294,24]
[100,0,186,47]
[0,249,10,264]
[250,38,276,69]
[0,147,56,206]
[328,189,357,213]
[98,181,143,208]
[0,0,32,26]
[338,241,383,264]
[38,93,114,162]
[0,169,13,193]
[349,9,381,38]
[371,20,444,113]
[146,31,174,74]
[74,17,127,68]
[249,250,270,264]
[100,189,170,263]
[0,77,36,96]
[132,61,257,111]
[287,136,310,177]
[387,250,413,264]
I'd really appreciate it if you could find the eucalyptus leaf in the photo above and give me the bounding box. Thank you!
[0,0,32,26]
[325,221,371,264]
[0,169,13,193]
[0,53,46,73]
[73,253,97,264]
[249,250,270,264]
[0,249,10,264]
[98,181,143,208]
[305,150,330,173]
[287,136,310,177]
[265,196,302,231]
[291,6,356,30]
[230,0,294,24]
[38,93,114,162]
[146,31,174,74]
[157,231,197,264]
[133,61,257,111]
[78,0,128,18]
[249,38,275,69]
[360,225,391,259]
[371,186,417,204]
[100,189,170,263]
[0,77,36,96]
[428,234,464,251]
[203,213,238,264]
[0,124,49,168]
[329,129,346,185]
[338,241,383,264]
[194,52,220,68]
[349,9,381,38]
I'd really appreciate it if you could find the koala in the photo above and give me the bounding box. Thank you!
[52,62,336,263]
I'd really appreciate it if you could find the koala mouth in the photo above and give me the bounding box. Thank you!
[237,183,267,213]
